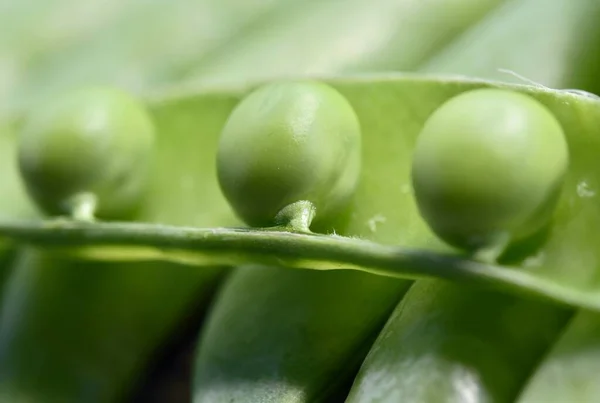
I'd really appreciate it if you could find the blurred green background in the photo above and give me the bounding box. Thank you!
[3,0,600,121]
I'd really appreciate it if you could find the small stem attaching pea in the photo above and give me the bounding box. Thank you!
[274,200,316,233]
[67,193,98,222]
[216,81,361,228]
[472,232,511,264]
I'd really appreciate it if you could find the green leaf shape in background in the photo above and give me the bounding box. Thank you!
[183,0,504,86]
[420,0,600,92]
[9,0,598,118]
[0,0,509,118]
[2,73,600,402]
[0,0,300,118]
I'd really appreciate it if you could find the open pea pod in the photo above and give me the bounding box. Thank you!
[3,74,600,401]
[4,74,600,307]
[1,1,599,403]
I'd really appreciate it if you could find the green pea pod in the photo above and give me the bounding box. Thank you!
[516,310,600,403]
[192,266,408,403]
[0,95,238,401]
[0,249,221,403]
[3,76,600,402]
[346,280,572,403]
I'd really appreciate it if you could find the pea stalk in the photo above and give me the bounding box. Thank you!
[0,220,597,312]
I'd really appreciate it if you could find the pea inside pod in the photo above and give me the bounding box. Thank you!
[411,88,569,257]
[17,87,155,220]
[216,80,362,229]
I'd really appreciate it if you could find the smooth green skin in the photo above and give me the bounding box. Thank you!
[18,87,155,219]
[346,280,572,403]
[517,310,600,403]
[217,80,361,228]
[192,266,408,403]
[412,88,569,252]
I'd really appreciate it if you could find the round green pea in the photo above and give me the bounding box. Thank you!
[216,81,362,228]
[411,88,569,252]
[17,87,155,219]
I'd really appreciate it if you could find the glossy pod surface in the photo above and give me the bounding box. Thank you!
[217,80,361,227]
[192,266,407,403]
[17,87,155,220]
[345,281,572,403]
